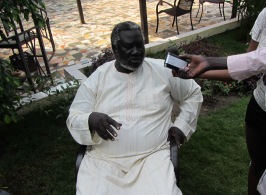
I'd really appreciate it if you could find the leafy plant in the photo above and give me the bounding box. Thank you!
[0,0,48,125]
[239,0,266,40]
[180,36,221,57]
[83,48,115,77]
[0,0,46,32]
[30,79,80,125]
[199,79,216,103]
[178,36,248,103]
[0,58,22,124]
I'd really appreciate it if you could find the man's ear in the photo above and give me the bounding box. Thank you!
[111,44,116,53]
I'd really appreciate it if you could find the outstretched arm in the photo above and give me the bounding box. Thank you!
[187,38,259,81]
[173,47,266,80]
[172,55,229,79]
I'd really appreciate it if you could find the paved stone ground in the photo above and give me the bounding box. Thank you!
[0,0,234,80]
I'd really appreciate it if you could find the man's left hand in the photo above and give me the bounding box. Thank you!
[167,127,185,148]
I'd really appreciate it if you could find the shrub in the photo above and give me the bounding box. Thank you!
[239,0,266,39]
[83,48,115,77]
[180,37,221,57]
[38,88,78,125]
[0,58,22,124]
[178,37,248,103]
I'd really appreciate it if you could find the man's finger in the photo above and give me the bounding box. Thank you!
[106,129,116,141]
[98,124,115,140]
[106,126,118,139]
[175,139,182,148]
[97,129,110,140]
[107,117,122,130]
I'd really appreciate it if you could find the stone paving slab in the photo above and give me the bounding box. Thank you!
[0,0,234,79]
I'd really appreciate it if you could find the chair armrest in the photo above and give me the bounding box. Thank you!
[75,145,87,179]
[170,136,179,187]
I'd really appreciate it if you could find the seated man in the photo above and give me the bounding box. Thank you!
[66,21,203,195]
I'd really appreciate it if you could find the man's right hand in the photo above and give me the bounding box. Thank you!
[89,112,122,141]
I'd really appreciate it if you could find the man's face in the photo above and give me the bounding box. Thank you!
[115,29,145,71]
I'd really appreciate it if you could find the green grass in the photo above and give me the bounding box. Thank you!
[0,95,251,194]
[147,27,248,59]
[0,28,251,194]
[0,108,77,194]
[180,96,250,194]
[206,28,248,56]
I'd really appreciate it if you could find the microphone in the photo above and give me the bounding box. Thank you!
[165,47,179,56]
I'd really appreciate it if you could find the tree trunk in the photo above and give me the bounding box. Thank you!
[231,0,239,19]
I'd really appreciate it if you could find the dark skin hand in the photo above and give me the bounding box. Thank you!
[167,127,185,148]
[172,55,227,79]
[89,112,122,141]
[89,112,185,145]
[172,55,210,79]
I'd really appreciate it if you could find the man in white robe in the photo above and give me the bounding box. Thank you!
[67,21,203,195]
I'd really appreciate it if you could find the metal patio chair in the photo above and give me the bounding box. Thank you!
[0,7,55,93]
[196,0,226,23]
[156,0,195,34]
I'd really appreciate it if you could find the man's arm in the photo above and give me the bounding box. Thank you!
[66,73,121,145]
[66,81,101,145]
[169,77,203,141]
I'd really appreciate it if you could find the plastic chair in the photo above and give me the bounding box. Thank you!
[156,0,194,34]
[75,135,180,187]
[196,0,226,23]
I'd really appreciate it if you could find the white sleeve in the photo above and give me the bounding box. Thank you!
[228,47,266,80]
[257,169,266,195]
[250,8,266,42]
[169,74,203,140]
[66,72,102,145]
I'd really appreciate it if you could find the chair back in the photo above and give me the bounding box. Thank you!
[0,5,55,93]
[156,0,194,34]
[200,0,225,3]
[0,6,55,61]
[177,0,194,12]
[37,8,55,61]
[0,17,24,39]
